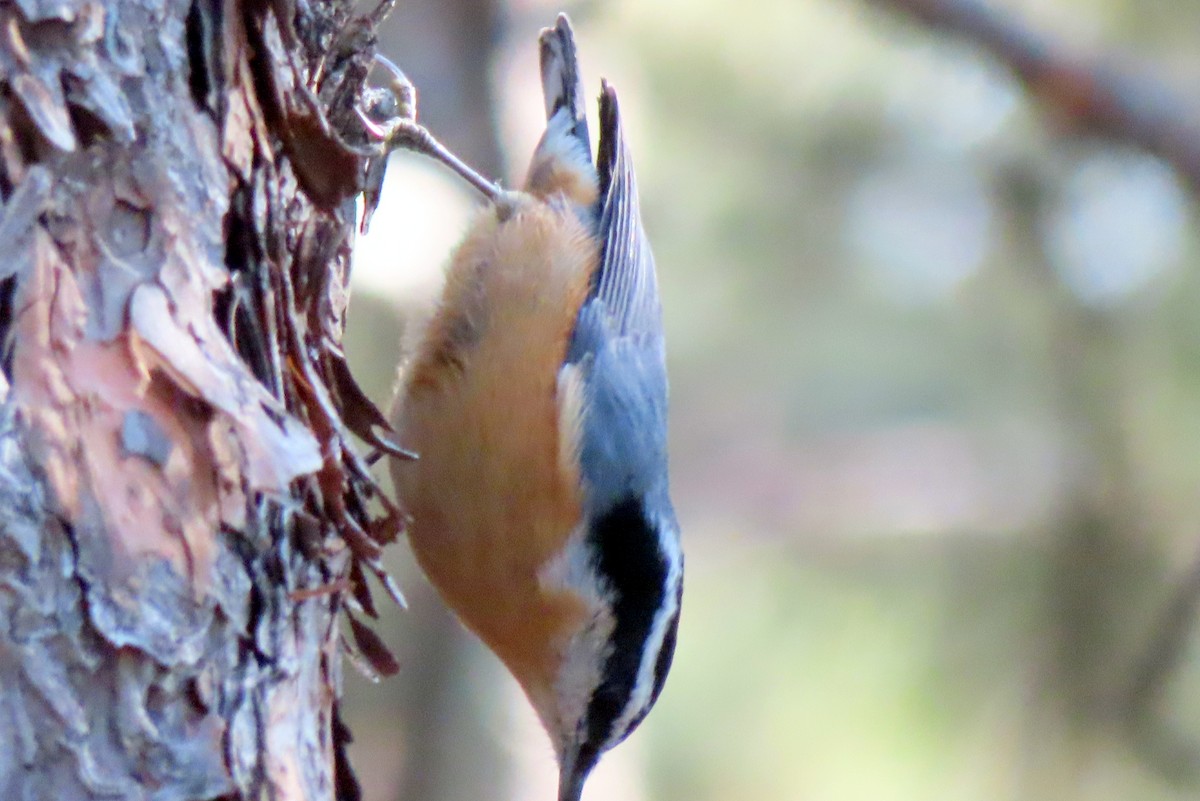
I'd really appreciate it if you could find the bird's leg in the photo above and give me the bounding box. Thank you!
[359,54,502,201]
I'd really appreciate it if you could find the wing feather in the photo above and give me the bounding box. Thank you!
[590,82,661,340]
[563,81,670,512]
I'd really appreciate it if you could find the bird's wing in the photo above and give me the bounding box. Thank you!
[588,81,661,341]
[563,81,669,511]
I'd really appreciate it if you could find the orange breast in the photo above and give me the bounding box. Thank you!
[390,195,598,699]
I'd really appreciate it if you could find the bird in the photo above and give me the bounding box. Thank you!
[385,14,682,801]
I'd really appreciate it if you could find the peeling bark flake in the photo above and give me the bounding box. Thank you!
[0,0,408,798]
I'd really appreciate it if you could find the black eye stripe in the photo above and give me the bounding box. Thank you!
[581,495,674,755]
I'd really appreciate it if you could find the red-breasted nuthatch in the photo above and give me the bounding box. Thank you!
[381,14,682,801]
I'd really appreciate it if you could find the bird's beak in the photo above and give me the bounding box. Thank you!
[558,770,586,801]
[557,752,592,801]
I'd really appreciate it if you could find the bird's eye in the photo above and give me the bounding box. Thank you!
[583,682,626,746]
[579,496,674,750]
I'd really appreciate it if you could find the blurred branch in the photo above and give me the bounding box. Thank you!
[990,161,1198,790]
[1126,546,1200,717]
[1123,545,1200,785]
[866,0,1200,193]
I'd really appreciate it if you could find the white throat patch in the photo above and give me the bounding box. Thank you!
[537,522,615,758]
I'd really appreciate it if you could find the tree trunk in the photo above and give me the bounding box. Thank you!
[0,1,401,799]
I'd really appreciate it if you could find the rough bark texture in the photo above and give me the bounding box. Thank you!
[0,1,402,799]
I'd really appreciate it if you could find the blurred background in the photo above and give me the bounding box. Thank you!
[342,0,1200,799]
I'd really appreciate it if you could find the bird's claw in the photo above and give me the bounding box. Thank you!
[358,53,502,202]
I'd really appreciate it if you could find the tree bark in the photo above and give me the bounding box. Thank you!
[0,1,401,799]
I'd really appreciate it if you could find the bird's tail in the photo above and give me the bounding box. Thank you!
[538,13,591,155]
[526,14,598,204]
